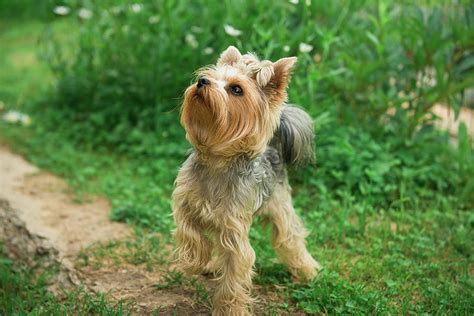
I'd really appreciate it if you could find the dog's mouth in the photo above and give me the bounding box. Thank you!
[193,89,203,99]
[192,89,209,106]
[186,85,222,115]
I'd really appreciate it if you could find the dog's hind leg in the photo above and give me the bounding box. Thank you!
[264,182,321,281]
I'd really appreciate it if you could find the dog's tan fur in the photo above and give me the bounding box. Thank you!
[173,46,320,315]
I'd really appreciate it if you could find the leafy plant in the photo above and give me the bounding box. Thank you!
[38,0,473,153]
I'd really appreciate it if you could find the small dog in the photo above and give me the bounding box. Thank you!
[172,46,321,315]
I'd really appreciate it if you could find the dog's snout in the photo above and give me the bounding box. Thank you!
[197,77,210,88]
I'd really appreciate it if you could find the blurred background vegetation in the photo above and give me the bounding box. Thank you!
[0,0,473,314]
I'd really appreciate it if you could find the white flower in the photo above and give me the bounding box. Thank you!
[185,33,198,49]
[224,24,242,37]
[299,42,313,53]
[131,3,143,13]
[289,0,299,4]
[78,8,93,20]
[3,111,20,123]
[53,6,70,16]
[204,47,214,55]
[2,111,31,126]
[148,15,160,24]
[283,45,290,52]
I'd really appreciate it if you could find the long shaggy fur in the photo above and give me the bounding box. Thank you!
[172,46,321,316]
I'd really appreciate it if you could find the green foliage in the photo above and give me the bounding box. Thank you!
[41,0,473,151]
[290,271,389,314]
[32,0,474,212]
[308,113,474,209]
[0,0,60,20]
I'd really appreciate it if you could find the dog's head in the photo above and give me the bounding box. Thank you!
[181,46,297,157]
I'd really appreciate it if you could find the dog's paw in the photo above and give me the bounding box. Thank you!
[212,304,251,316]
[201,258,218,277]
[291,260,322,282]
[177,260,209,275]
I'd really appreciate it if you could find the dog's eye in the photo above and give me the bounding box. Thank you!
[230,85,243,96]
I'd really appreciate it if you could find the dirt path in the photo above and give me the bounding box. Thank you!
[432,104,474,140]
[0,145,208,315]
[0,145,129,257]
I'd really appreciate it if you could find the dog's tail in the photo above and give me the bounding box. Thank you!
[272,105,315,167]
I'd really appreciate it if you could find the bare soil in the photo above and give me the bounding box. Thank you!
[431,104,474,140]
[0,146,129,257]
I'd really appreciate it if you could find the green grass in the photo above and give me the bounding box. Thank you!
[0,20,49,109]
[0,247,131,315]
[0,1,473,314]
[0,16,78,110]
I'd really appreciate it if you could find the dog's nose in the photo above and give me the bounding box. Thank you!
[197,77,210,88]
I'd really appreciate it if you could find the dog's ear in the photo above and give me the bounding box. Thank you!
[217,46,242,66]
[272,57,297,91]
[264,57,297,106]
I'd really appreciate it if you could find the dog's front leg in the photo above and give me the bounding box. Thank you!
[173,206,212,274]
[212,215,255,316]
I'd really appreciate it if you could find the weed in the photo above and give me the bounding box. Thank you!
[190,278,212,308]
[154,270,184,290]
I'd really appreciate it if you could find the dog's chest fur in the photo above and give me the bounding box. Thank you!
[178,147,284,223]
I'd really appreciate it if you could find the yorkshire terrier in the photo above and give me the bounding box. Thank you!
[172,46,321,315]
